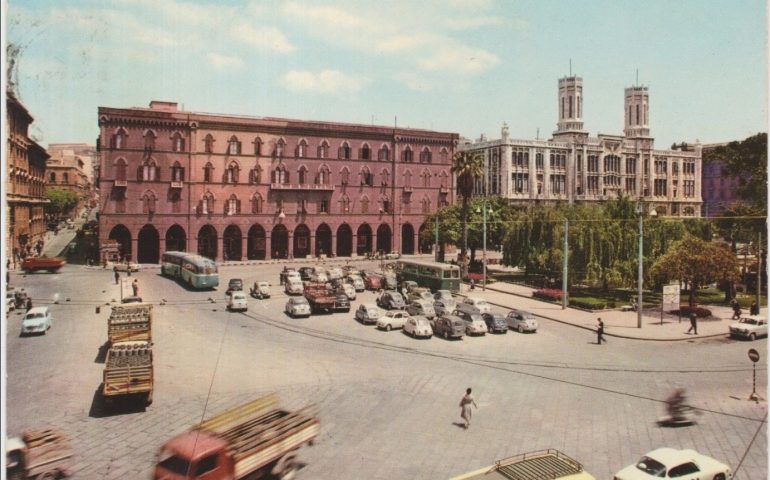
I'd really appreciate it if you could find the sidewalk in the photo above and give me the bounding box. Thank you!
[460,280,764,341]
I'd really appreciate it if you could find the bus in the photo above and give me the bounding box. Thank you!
[395,259,461,293]
[161,251,219,289]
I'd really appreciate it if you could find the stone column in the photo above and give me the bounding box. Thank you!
[288,230,294,259]
[331,234,337,258]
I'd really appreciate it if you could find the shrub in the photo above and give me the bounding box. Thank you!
[672,306,712,317]
[570,298,606,310]
[533,288,563,302]
[465,273,483,281]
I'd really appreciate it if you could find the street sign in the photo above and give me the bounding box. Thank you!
[748,348,760,363]
[662,283,680,311]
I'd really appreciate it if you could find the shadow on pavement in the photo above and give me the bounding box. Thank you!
[94,342,108,363]
[88,386,147,418]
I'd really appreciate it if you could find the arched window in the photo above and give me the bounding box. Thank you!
[226,194,240,215]
[298,165,308,185]
[402,146,413,163]
[62,173,69,184]
[171,132,185,152]
[378,145,390,161]
[296,139,308,158]
[228,135,241,155]
[340,195,351,213]
[361,196,369,214]
[204,134,215,154]
[251,194,263,214]
[421,196,431,214]
[112,128,127,149]
[171,161,185,181]
[381,195,390,214]
[142,191,157,214]
[200,193,215,215]
[138,160,159,181]
[340,167,350,185]
[272,166,289,184]
[115,158,127,181]
[203,162,214,183]
[419,147,432,163]
[440,147,449,162]
[421,169,431,187]
[317,165,331,185]
[49,172,56,183]
[360,143,371,160]
[360,167,372,186]
[144,130,156,150]
[249,165,262,184]
[381,169,390,186]
[339,142,351,160]
[254,137,263,156]
[275,138,285,158]
[170,190,181,213]
[225,162,239,184]
[318,140,329,159]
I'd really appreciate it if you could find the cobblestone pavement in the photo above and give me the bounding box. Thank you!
[5,262,767,479]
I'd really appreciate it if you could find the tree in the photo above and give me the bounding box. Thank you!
[450,150,484,273]
[705,133,767,210]
[648,235,740,306]
[45,188,78,217]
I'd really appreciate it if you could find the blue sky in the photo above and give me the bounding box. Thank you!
[4,0,767,148]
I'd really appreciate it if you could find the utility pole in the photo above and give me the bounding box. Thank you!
[482,202,487,291]
[434,215,439,262]
[758,230,762,306]
[637,206,644,328]
[562,219,568,309]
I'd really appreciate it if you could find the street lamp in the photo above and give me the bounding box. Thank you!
[476,203,493,291]
[636,203,656,328]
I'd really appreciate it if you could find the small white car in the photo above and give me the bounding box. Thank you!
[729,317,768,341]
[377,310,410,331]
[406,300,436,319]
[327,267,343,280]
[408,289,434,304]
[403,316,433,338]
[462,297,492,314]
[285,278,304,295]
[285,297,311,318]
[506,310,539,333]
[434,290,456,311]
[310,271,329,283]
[355,303,381,324]
[456,311,488,336]
[227,291,249,312]
[21,306,52,335]
[613,447,731,480]
[347,274,365,292]
[342,283,357,301]
[250,281,270,299]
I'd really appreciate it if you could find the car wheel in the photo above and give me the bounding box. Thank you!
[518,325,525,333]
[714,474,726,480]
[750,333,757,341]
[385,324,392,331]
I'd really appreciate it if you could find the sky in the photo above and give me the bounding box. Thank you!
[3,0,767,149]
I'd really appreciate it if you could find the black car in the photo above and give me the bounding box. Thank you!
[376,291,406,310]
[298,266,314,281]
[481,312,508,333]
[334,293,350,312]
[226,278,243,295]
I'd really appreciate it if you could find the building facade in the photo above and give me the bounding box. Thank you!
[6,91,49,261]
[46,143,96,218]
[700,143,743,217]
[460,77,703,216]
[97,101,457,263]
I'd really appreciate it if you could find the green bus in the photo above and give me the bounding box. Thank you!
[396,259,461,293]
[161,251,219,289]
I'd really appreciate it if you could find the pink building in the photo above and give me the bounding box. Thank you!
[97,101,457,263]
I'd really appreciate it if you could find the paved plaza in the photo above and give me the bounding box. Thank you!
[4,260,768,479]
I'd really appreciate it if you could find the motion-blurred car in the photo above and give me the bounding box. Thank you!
[376,291,406,310]
[729,317,767,341]
[6,289,16,313]
[310,271,329,283]
[21,257,66,273]
[506,310,539,333]
[285,297,311,318]
[362,272,383,290]
[482,312,508,334]
[383,272,398,290]
[406,300,436,319]
[400,280,419,298]
[21,307,52,335]
[461,297,492,314]
[279,266,298,284]
[403,316,433,338]
[227,291,249,312]
[355,303,381,324]
[454,309,488,336]
[376,310,410,331]
[432,315,466,340]
[613,448,731,480]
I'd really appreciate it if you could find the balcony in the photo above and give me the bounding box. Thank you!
[403,185,413,192]
[439,185,448,194]
[269,183,335,191]
[114,179,128,188]
[170,181,184,189]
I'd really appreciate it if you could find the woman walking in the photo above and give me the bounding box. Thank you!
[459,387,478,429]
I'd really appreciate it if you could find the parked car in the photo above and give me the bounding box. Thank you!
[334,293,351,313]
[506,310,539,333]
[433,300,455,318]
[298,266,314,281]
[227,291,249,312]
[403,316,433,338]
[385,251,401,260]
[355,303,381,324]
[310,271,329,283]
[327,267,343,281]
[383,272,398,290]
[279,266,298,284]
[250,281,271,299]
[376,310,410,331]
[346,274,365,292]
[376,291,406,310]
[407,288,434,304]
[729,317,768,340]
[454,309,488,335]
[362,272,383,290]
[285,297,311,318]
[406,300,436,319]
[6,289,16,313]
[434,290,456,307]
[226,278,244,295]
[340,283,357,301]
[21,306,52,335]
[342,265,360,276]
[113,262,140,272]
[400,280,419,298]
[432,315,466,340]
[613,447,731,480]
[461,296,492,314]
[121,295,143,304]
[285,278,304,295]
[482,312,508,333]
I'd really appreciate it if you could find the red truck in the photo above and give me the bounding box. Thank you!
[153,394,319,480]
[303,281,336,313]
[20,257,66,273]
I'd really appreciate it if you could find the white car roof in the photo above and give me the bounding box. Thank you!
[25,307,49,316]
[644,447,700,466]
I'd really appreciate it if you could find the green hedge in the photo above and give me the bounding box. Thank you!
[570,298,606,310]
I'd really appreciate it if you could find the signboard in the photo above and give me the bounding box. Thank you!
[662,283,681,313]
[748,348,760,363]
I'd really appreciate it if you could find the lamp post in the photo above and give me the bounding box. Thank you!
[477,202,492,291]
[434,214,439,262]
[636,204,656,328]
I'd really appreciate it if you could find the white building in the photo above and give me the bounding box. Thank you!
[460,76,702,217]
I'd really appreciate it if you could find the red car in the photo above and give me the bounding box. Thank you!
[362,272,383,290]
[21,257,66,273]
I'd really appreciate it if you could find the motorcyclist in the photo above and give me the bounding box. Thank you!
[666,388,690,423]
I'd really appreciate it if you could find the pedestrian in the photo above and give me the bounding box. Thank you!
[687,312,698,335]
[596,318,606,344]
[459,387,478,429]
[731,299,741,320]
[25,297,33,311]
[132,279,139,297]
[750,301,759,316]
[469,278,475,290]
[114,269,120,285]
[6,269,9,287]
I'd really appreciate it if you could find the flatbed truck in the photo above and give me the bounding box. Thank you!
[450,449,595,480]
[102,340,153,407]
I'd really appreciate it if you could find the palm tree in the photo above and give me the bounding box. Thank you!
[450,150,484,274]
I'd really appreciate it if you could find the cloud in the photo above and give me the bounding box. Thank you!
[283,70,370,94]
[444,15,504,30]
[231,24,295,53]
[393,72,433,91]
[418,44,500,74]
[207,53,245,71]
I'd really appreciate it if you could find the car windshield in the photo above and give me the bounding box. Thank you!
[635,456,666,477]
[232,293,246,299]
[294,298,308,305]
[416,319,430,328]
[740,318,760,325]
[26,313,44,319]
[157,449,191,475]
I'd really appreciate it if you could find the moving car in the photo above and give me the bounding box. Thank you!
[383,272,398,290]
[21,306,52,335]
[226,278,243,295]
[729,317,767,340]
[482,312,508,333]
[279,266,299,284]
[376,291,406,310]
[285,277,304,295]
[613,447,731,480]
[506,310,539,333]
[376,310,410,331]
[355,303,380,324]
[400,280,419,298]
[403,315,433,338]
[250,281,271,299]
[20,257,66,273]
[433,315,466,340]
[454,309,488,335]
[285,297,311,318]
[406,300,436,319]
[461,297,492,314]
[227,291,249,312]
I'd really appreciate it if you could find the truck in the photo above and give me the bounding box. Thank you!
[102,340,153,407]
[6,428,72,480]
[450,449,595,480]
[153,393,320,480]
[107,303,152,345]
[303,281,337,313]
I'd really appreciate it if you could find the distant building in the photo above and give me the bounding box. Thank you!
[700,142,744,217]
[46,143,96,217]
[97,101,457,263]
[459,76,702,217]
[6,91,49,261]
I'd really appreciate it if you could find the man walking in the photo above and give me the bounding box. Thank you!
[114,267,120,285]
[730,298,741,320]
[596,318,606,344]
[686,312,698,335]
[459,387,478,429]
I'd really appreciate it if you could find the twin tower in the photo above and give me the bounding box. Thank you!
[555,76,650,139]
